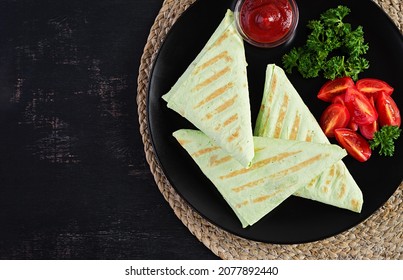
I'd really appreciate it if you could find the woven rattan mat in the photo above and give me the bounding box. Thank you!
[137,0,403,259]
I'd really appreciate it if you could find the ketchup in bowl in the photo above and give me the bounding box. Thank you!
[235,0,299,48]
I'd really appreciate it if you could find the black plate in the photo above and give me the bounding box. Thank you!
[147,0,403,243]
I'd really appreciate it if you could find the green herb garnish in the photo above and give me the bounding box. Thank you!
[369,126,401,156]
[282,5,369,80]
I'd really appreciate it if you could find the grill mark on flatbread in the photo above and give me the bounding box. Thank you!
[232,178,266,193]
[235,200,248,209]
[227,126,241,143]
[204,94,238,120]
[177,139,191,146]
[274,93,289,138]
[338,184,347,198]
[235,188,288,208]
[209,155,232,167]
[252,189,284,204]
[211,29,230,48]
[224,113,238,127]
[335,165,342,178]
[306,177,317,188]
[193,82,234,109]
[260,74,277,134]
[351,199,360,211]
[219,151,301,180]
[329,165,335,177]
[191,146,220,158]
[260,104,266,112]
[305,130,314,142]
[193,51,232,75]
[259,106,271,135]
[214,113,238,131]
[270,72,278,93]
[289,112,301,140]
[192,66,231,92]
[325,167,334,186]
[270,154,326,180]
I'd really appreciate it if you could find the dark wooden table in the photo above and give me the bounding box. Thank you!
[0,0,218,260]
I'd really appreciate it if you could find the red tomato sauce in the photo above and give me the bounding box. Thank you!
[239,0,294,44]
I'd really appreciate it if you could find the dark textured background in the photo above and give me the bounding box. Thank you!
[0,0,218,259]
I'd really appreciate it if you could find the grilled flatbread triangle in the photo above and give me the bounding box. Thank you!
[173,129,347,227]
[255,64,363,213]
[162,10,254,167]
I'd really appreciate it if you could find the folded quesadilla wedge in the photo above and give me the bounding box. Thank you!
[255,64,363,213]
[173,129,347,227]
[162,10,254,167]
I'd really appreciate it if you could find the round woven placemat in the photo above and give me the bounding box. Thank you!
[137,0,403,259]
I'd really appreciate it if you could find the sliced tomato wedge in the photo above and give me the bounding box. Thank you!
[359,121,379,140]
[356,78,394,97]
[332,94,357,132]
[317,77,355,102]
[332,94,359,132]
[358,96,379,139]
[334,128,372,162]
[320,103,350,137]
[344,86,378,126]
[375,92,401,127]
[332,93,346,105]
[348,120,359,131]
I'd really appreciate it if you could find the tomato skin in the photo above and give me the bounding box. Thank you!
[359,121,378,140]
[331,93,360,132]
[375,92,401,127]
[317,77,355,102]
[348,120,359,131]
[332,93,346,106]
[320,103,350,137]
[317,77,399,163]
[356,78,394,97]
[334,128,372,162]
[358,96,379,139]
[344,87,378,125]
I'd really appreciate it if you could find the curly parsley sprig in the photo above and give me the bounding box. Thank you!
[282,5,369,80]
[369,126,401,156]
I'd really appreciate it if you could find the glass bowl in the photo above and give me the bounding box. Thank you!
[234,0,299,48]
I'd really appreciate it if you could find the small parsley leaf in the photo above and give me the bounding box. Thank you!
[369,126,401,156]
